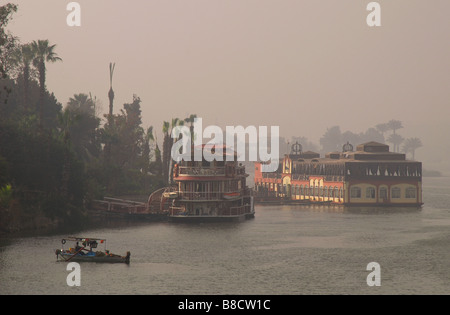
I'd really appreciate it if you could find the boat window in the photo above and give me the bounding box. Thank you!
[379,187,387,199]
[391,187,401,198]
[405,187,416,198]
[366,187,376,199]
[350,187,361,198]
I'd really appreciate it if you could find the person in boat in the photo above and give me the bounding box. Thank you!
[75,242,85,255]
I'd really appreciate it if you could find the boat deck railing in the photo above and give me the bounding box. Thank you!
[177,166,246,177]
[178,166,226,176]
[177,190,248,201]
[168,204,253,217]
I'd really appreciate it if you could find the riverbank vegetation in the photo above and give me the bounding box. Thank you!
[0,4,196,233]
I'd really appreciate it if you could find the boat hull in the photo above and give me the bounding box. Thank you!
[168,212,255,223]
[56,251,130,264]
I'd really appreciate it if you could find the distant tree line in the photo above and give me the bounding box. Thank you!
[315,119,423,159]
[282,120,423,160]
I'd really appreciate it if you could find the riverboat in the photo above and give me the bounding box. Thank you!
[254,141,423,207]
[151,144,255,222]
[55,237,130,264]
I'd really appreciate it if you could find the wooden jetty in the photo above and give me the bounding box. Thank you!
[89,197,167,221]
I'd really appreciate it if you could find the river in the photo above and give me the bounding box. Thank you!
[1,177,449,295]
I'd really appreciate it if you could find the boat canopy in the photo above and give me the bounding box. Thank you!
[63,236,106,243]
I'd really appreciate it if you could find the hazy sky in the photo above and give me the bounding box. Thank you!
[6,0,450,173]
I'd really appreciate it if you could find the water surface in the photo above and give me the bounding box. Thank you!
[1,177,449,294]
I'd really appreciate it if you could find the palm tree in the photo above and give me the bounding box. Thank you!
[147,126,162,177]
[375,123,389,141]
[57,108,77,199]
[141,126,154,175]
[31,39,62,130]
[161,121,171,184]
[387,133,404,153]
[108,62,115,116]
[402,137,423,160]
[12,43,34,110]
[66,93,95,116]
[161,118,185,184]
[387,119,403,135]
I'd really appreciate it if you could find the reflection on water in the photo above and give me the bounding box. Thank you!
[0,177,449,294]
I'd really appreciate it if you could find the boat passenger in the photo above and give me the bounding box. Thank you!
[75,242,84,255]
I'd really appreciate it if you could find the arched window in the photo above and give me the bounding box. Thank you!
[391,187,401,198]
[379,187,388,200]
[405,187,416,199]
[300,185,304,196]
[350,187,361,198]
[366,187,376,199]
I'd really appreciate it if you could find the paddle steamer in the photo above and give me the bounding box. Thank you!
[158,144,255,222]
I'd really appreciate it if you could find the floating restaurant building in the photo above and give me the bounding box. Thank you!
[254,141,423,207]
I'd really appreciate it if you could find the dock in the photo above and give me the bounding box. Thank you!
[89,197,167,221]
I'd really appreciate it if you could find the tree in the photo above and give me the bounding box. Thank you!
[361,128,384,144]
[0,3,18,79]
[387,119,403,135]
[108,62,115,116]
[66,93,95,116]
[31,39,62,130]
[63,93,101,162]
[375,123,389,141]
[291,136,320,153]
[147,126,162,178]
[387,133,404,153]
[11,43,35,110]
[107,95,145,169]
[320,126,342,153]
[0,3,18,104]
[161,118,184,184]
[141,126,153,175]
[402,137,423,160]
[184,114,197,140]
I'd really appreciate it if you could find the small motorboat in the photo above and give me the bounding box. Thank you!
[55,237,130,264]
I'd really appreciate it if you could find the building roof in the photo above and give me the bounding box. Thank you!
[356,141,389,153]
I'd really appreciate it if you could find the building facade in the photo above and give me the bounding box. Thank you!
[254,141,422,207]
